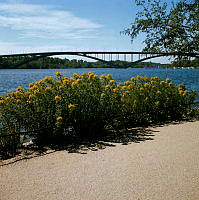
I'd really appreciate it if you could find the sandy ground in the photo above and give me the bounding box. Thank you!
[0,121,199,200]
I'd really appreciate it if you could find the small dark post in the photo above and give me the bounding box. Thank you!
[12,134,16,157]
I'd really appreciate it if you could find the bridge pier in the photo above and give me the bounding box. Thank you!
[124,54,126,62]
[131,54,133,62]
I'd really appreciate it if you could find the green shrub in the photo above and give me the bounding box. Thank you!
[0,72,196,145]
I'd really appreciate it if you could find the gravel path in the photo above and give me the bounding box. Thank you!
[0,121,199,200]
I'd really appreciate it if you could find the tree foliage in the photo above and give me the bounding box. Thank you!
[124,0,199,55]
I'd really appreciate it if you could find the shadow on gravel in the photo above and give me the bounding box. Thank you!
[0,126,157,166]
[63,127,157,154]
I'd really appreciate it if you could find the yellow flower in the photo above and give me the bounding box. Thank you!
[72,81,78,87]
[15,91,22,96]
[124,81,130,85]
[68,104,76,110]
[29,83,34,87]
[29,94,34,99]
[178,87,182,91]
[105,85,111,89]
[151,77,159,81]
[5,97,11,101]
[183,90,188,96]
[33,90,40,95]
[109,80,115,84]
[88,74,94,80]
[81,72,87,78]
[165,78,171,82]
[100,74,106,79]
[17,86,23,91]
[144,83,150,87]
[56,116,63,121]
[140,87,144,91]
[44,76,53,82]
[169,82,173,86]
[63,79,68,84]
[73,73,80,78]
[7,92,15,97]
[101,93,105,98]
[178,89,184,95]
[88,72,94,76]
[76,78,81,83]
[155,101,160,105]
[0,100,4,104]
[160,81,165,85]
[45,86,52,91]
[55,96,61,101]
[122,86,128,90]
[35,80,43,86]
[59,85,64,90]
[130,77,136,81]
[25,91,31,96]
[107,74,112,79]
[56,80,62,85]
[30,85,38,91]
[93,74,98,79]
[143,77,148,81]
[56,72,62,76]
[179,90,184,95]
[113,88,119,93]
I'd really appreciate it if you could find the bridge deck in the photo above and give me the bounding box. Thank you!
[1,51,198,68]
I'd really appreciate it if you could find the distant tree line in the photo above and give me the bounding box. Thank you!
[0,56,94,69]
[0,56,198,69]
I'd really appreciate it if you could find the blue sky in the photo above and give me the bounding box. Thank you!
[0,0,169,63]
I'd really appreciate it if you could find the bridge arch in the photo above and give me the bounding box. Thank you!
[1,51,199,68]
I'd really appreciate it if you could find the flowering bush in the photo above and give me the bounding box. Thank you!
[0,72,196,145]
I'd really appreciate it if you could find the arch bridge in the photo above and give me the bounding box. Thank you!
[1,51,199,68]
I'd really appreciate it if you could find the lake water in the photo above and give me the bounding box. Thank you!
[0,68,199,106]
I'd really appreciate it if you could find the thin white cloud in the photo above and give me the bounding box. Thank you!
[0,2,103,40]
